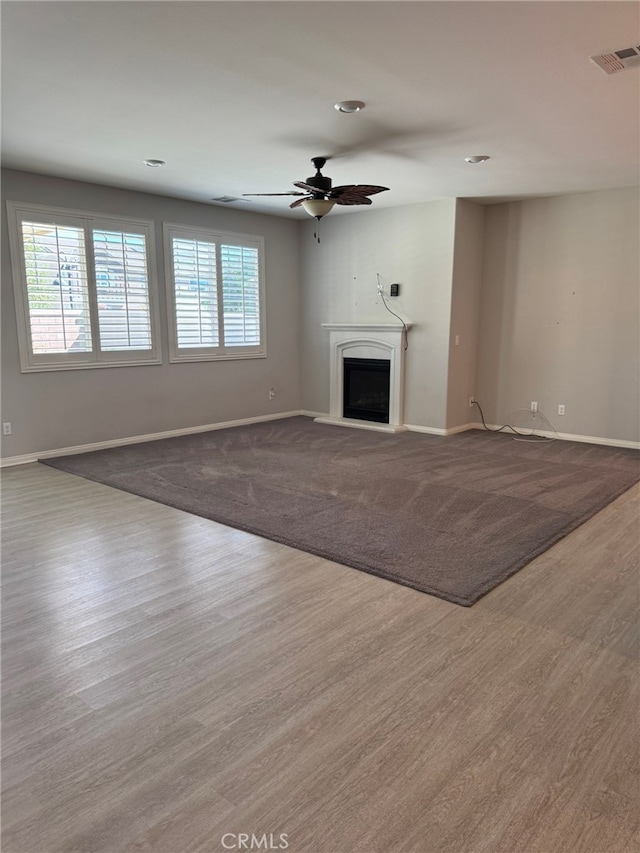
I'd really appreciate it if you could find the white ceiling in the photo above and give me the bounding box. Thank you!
[2,1,639,218]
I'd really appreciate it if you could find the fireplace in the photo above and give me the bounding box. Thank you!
[315,323,412,433]
[343,358,390,423]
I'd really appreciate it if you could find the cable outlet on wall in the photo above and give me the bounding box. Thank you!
[530,401,538,413]
[558,404,565,415]
[2,422,12,435]
[469,396,475,408]
[268,388,276,400]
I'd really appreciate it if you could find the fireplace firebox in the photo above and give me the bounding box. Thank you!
[343,358,391,423]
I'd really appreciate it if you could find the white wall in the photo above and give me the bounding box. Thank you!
[1,169,301,458]
[476,188,639,442]
[299,199,457,430]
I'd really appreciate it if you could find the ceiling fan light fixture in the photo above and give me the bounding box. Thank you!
[464,155,490,164]
[334,100,365,114]
[301,199,336,219]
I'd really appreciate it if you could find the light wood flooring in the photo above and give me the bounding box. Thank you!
[1,462,638,853]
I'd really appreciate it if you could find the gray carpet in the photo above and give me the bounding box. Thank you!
[41,416,640,606]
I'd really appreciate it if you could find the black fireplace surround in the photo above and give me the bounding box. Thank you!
[343,357,391,423]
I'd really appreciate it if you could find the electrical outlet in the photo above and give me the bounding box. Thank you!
[469,396,475,408]
[268,388,275,400]
[558,404,565,416]
[530,401,538,413]
[2,422,12,435]
[455,335,460,346]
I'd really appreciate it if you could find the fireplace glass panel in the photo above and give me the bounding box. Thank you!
[343,357,391,423]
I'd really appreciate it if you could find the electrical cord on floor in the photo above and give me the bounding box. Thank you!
[472,400,557,442]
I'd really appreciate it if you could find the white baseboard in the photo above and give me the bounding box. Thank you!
[2,413,637,468]
[406,422,476,436]
[474,422,640,450]
[0,411,304,468]
[314,416,408,434]
[298,409,327,419]
[308,416,474,437]
[307,416,638,447]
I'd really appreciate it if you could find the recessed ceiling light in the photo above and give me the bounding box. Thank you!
[144,159,166,168]
[334,100,365,114]
[464,155,490,164]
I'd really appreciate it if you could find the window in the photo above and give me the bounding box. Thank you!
[164,223,266,362]
[7,202,160,371]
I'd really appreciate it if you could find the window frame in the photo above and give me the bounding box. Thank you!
[7,201,162,372]
[163,222,266,363]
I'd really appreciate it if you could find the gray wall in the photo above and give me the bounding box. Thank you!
[1,169,301,457]
[446,200,485,429]
[476,188,639,442]
[299,199,457,430]
[3,171,637,459]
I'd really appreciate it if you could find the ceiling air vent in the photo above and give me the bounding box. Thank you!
[211,195,248,204]
[591,45,640,74]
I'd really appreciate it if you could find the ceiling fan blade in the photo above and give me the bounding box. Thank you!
[242,192,307,197]
[334,195,373,206]
[330,184,389,198]
[290,196,312,209]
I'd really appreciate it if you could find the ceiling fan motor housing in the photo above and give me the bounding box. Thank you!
[307,175,332,197]
[306,165,331,198]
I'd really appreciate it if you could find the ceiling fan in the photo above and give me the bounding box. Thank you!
[243,157,389,220]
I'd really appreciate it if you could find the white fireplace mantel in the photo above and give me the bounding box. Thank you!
[314,322,412,433]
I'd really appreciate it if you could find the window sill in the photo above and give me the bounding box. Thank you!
[168,351,267,364]
[20,357,163,373]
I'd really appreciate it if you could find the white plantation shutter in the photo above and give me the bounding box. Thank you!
[165,224,265,362]
[21,220,92,354]
[171,237,219,348]
[8,203,160,371]
[93,229,153,351]
[221,244,260,347]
